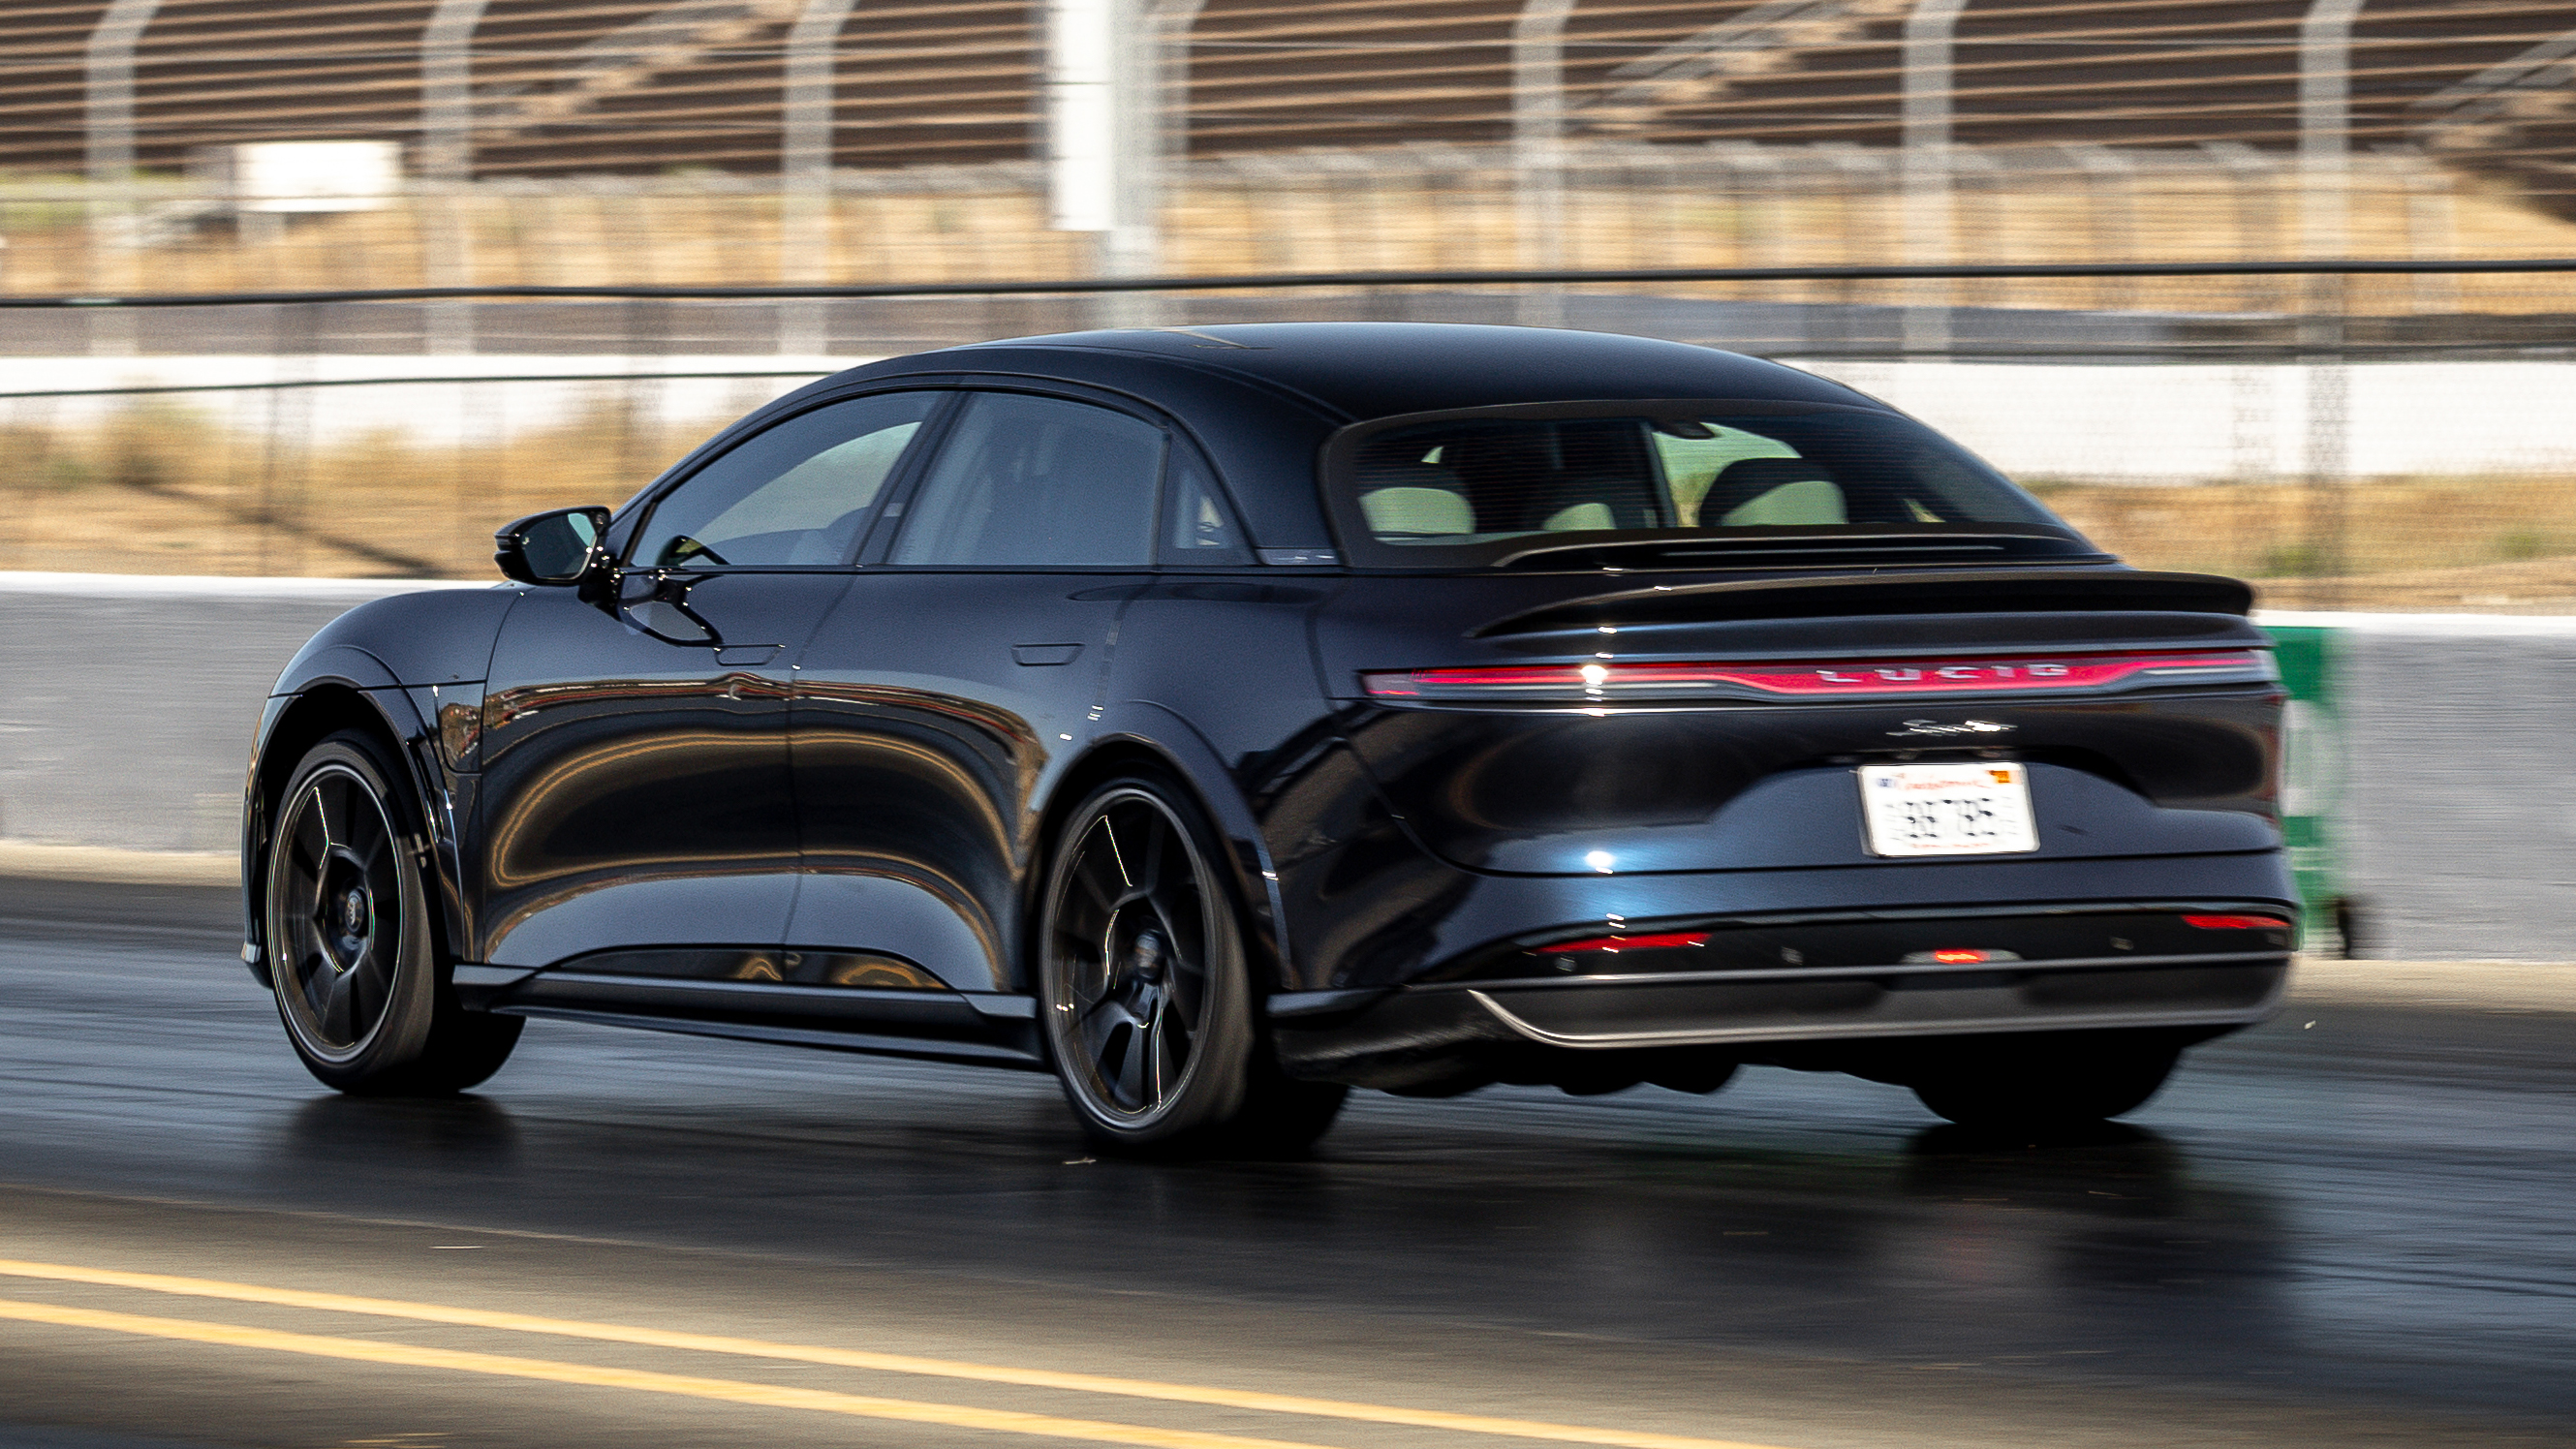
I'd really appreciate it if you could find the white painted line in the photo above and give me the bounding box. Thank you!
[2292,959,2576,1007]
[0,570,489,601]
[2256,608,2576,637]
[0,1259,1806,1449]
[0,842,233,886]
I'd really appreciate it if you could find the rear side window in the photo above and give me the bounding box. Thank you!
[1333,403,2076,570]
[632,391,938,568]
[1162,445,1253,566]
[888,392,1164,567]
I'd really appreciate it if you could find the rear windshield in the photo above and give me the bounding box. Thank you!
[1327,403,2081,570]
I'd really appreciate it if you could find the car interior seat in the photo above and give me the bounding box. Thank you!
[1527,473,1664,532]
[1356,458,1474,537]
[1696,457,1846,527]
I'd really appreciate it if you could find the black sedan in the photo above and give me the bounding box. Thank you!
[242,323,2293,1156]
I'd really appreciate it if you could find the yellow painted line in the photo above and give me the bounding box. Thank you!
[0,1296,1340,1449]
[0,1258,1789,1449]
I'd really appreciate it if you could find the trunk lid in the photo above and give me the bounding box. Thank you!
[1316,568,2281,877]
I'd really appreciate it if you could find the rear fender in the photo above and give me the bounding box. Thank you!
[1045,703,1297,994]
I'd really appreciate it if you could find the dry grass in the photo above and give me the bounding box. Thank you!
[0,401,722,578]
[13,402,2576,608]
[6,161,2576,310]
[2038,474,2576,611]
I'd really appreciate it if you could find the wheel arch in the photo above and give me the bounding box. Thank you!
[245,684,449,983]
[1028,724,1292,996]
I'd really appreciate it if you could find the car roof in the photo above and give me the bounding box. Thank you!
[752,324,1890,556]
[907,322,1875,423]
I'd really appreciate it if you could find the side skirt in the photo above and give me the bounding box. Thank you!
[465,968,1047,1071]
[491,1003,1049,1070]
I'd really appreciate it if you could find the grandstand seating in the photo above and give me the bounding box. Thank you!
[3,0,2576,211]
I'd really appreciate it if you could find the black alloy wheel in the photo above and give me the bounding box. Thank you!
[1039,777,1346,1156]
[265,732,521,1094]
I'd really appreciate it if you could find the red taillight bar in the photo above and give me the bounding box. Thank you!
[1536,932,1711,955]
[2184,914,2290,930]
[1363,650,2275,702]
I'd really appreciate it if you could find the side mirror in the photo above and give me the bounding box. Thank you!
[494,507,611,586]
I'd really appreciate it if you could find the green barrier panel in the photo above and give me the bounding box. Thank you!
[2263,625,2343,950]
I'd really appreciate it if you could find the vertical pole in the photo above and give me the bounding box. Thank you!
[781,0,860,355]
[1900,0,1970,357]
[2407,159,2458,314]
[2299,0,2367,261]
[1048,0,1111,233]
[2203,143,2280,484]
[84,0,161,356]
[1102,0,1159,324]
[421,0,490,355]
[2068,142,2138,309]
[1145,0,1208,317]
[1512,0,1575,327]
[2301,275,2349,607]
[1156,4,1210,179]
[2299,0,2364,604]
[1047,0,1159,325]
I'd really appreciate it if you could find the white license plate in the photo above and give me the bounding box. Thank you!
[1858,762,2039,857]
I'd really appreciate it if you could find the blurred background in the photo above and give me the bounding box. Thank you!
[1,1,2575,607]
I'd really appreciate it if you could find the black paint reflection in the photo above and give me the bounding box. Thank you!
[271,1094,521,1176]
[477,576,850,967]
[790,573,1135,990]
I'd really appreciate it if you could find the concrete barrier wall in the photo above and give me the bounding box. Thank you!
[2269,610,2576,962]
[0,573,463,855]
[0,573,2564,960]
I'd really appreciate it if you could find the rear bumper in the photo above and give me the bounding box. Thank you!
[1284,847,2297,993]
[1271,852,2297,1093]
[1273,949,2286,1091]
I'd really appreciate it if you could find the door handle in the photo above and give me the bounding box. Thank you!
[1011,643,1083,666]
[715,645,781,666]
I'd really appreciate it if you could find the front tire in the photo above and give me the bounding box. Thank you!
[1038,776,1346,1157]
[265,731,521,1095]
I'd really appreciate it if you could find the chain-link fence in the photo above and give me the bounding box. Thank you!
[7,146,2563,298]
[6,257,2575,609]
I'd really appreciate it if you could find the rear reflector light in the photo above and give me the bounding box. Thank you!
[1362,650,2274,702]
[2184,914,2290,930]
[1899,948,2026,965]
[1536,932,1711,955]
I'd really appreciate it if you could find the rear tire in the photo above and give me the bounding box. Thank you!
[1909,1033,2179,1129]
[265,731,522,1095]
[1038,775,1347,1157]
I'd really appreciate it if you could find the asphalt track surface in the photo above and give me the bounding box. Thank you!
[0,880,2568,1449]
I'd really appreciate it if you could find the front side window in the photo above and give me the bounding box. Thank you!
[632,391,939,569]
[1331,403,2085,570]
[888,392,1164,567]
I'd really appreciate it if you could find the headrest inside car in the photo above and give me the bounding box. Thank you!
[1361,485,1475,537]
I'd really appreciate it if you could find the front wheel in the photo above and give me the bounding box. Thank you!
[265,732,522,1095]
[1038,776,1346,1157]
[1909,1033,2180,1129]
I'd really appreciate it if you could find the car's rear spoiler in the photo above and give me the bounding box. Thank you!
[1469,569,2252,637]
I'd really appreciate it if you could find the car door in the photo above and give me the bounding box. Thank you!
[476,389,945,971]
[788,387,1170,992]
